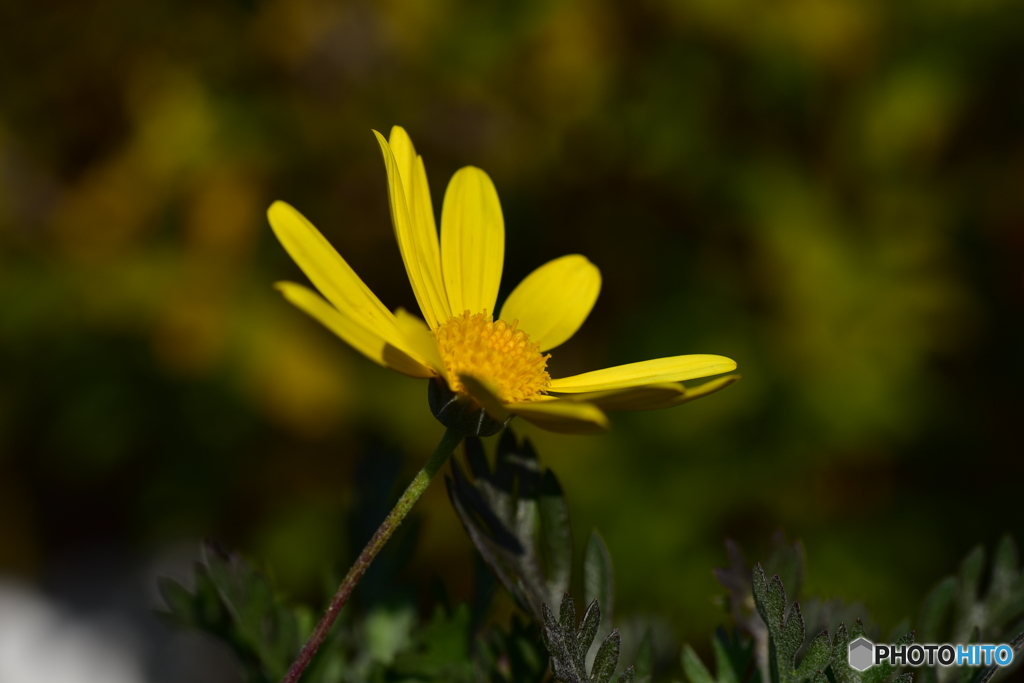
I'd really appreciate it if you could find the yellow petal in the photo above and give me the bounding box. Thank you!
[549,355,737,393]
[505,399,609,434]
[561,375,739,411]
[393,308,446,379]
[499,255,601,352]
[387,128,442,274]
[561,383,687,411]
[440,166,504,316]
[387,126,418,198]
[275,282,433,378]
[459,374,509,421]
[267,200,407,344]
[663,374,740,407]
[374,130,451,328]
[387,127,449,321]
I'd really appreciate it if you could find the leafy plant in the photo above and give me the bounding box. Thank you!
[158,542,306,683]
[714,532,809,679]
[751,563,834,683]
[684,537,912,683]
[155,434,1024,683]
[542,592,636,683]
[830,621,912,683]
[916,536,1024,683]
[448,430,651,683]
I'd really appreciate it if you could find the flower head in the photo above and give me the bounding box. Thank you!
[269,127,738,435]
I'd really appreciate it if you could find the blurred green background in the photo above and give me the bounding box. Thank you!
[1,0,1023,659]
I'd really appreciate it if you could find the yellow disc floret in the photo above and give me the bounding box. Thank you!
[434,310,551,404]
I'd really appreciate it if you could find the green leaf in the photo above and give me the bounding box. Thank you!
[989,537,1018,601]
[681,629,759,683]
[712,628,748,683]
[541,592,639,683]
[682,644,717,683]
[543,599,582,683]
[914,536,1024,683]
[592,629,622,683]
[918,576,957,643]
[753,565,786,635]
[861,627,913,683]
[540,469,573,604]
[157,576,199,625]
[634,629,654,682]
[579,600,603,672]
[793,629,830,679]
[800,598,873,659]
[954,546,986,643]
[446,430,575,622]
[201,542,298,680]
[562,592,579,646]
[387,603,476,682]
[778,602,806,671]
[585,531,615,629]
[752,564,837,683]
[156,544,308,683]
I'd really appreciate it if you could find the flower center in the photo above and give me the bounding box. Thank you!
[433,310,551,404]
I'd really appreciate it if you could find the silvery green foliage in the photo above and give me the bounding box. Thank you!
[445,430,573,622]
[155,434,1024,683]
[830,620,913,683]
[685,547,913,683]
[158,543,483,683]
[750,563,915,683]
[449,430,652,682]
[751,563,833,683]
[916,537,1024,683]
[542,592,636,683]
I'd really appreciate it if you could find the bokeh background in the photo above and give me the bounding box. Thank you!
[2,0,1023,680]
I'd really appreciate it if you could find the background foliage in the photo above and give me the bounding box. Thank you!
[1,0,1023,678]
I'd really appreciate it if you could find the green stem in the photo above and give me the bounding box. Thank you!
[280,426,464,683]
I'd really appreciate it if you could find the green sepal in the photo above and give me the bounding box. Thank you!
[428,377,508,436]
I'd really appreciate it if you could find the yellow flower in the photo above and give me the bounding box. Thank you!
[268,127,738,435]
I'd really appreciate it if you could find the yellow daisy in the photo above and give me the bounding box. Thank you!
[268,127,738,435]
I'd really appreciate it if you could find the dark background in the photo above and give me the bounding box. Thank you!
[1,0,1022,675]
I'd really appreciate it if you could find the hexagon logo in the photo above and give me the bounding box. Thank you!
[849,637,874,671]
